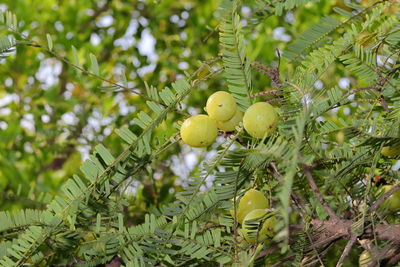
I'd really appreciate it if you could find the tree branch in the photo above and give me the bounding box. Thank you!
[270,163,306,209]
[369,183,400,212]
[249,90,278,98]
[310,219,400,244]
[336,234,357,267]
[387,251,400,265]
[302,164,339,220]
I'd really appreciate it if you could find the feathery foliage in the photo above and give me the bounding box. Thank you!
[1,0,400,266]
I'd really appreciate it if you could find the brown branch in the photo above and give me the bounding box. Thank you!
[251,60,282,88]
[358,239,399,266]
[105,256,123,267]
[310,219,400,244]
[307,233,344,251]
[249,90,278,98]
[388,251,400,265]
[352,86,376,93]
[369,183,400,212]
[258,220,400,265]
[266,98,283,103]
[257,246,280,259]
[380,96,390,112]
[302,164,339,220]
[270,163,306,209]
[336,234,357,267]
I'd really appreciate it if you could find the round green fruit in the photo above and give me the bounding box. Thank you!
[379,185,400,211]
[242,209,276,244]
[217,109,243,132]
[206,91,237,122]
[381,146,400,157]
[180,115,218,147]
[234,189,269,224]
[359,250,372,267]
[335,131,345,145]
[243,102,278,139]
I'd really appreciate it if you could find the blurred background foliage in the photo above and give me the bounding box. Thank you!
[0,0,398,228]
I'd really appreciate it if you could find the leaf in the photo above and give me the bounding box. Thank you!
[0,36,15,56]
[218,0,252,110]
[89,53,99,75]
[46,34,53,51]
[121,69,128,88]
[284,16,341,62]
[71,45,79,66]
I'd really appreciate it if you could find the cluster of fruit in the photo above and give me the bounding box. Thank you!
[229,189,276,244]
[180,91,278,147]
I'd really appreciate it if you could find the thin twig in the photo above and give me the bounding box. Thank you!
[266,98,283,103]
[270,163,327,266]
[336,234,357,267]
[233,160,245,262]
[286,81,309,111]
[352,86,376,93]
[270,163,306,209]
[369,183,400,212]
[302,164,339,220]
[249,90,278,98]
[251,61,282,88]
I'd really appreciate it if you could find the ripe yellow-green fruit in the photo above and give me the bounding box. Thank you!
[242,209,276,244]
[379,185,400,211]
[234,189,269,224]
[206,91,237,122]
[217,109,243,132]
[180,115,218,147]
[335,131,345,145]
[381,146,400,157]
[243,102,278,138]
[359,250,372,267]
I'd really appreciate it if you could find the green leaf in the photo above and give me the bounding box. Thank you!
[46,34,53,51]
[89,53,99,75]
[71,45,79,66]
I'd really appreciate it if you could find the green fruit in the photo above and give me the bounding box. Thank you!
[217,109,243,132]
[335,131,345,145]
[242,209,276,244]
[206,91,237,122]
[379,185,400,211]
[359,250,372,267]
[234,189,269,224]
[243,102,278,139]
[381,146,400,157]
[180,115,218,147]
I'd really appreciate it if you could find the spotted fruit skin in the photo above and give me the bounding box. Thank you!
[242,209,276,244]
[379,185,400,211]
[359,250,372,267]
[243,102,278,138]
[381,146,400,157]
[180,115,218,147]
[206,91,237,122]
[234,189,269,224]
[217,109,243,132]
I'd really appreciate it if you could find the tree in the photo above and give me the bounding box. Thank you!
[0,0,399,266]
